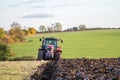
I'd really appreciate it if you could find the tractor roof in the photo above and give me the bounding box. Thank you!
[45,37,58,41]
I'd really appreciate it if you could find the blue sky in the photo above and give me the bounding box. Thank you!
[0,0,120,30]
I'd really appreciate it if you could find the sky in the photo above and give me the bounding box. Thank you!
[0,0,120,30]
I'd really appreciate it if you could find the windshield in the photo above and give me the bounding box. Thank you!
[44,39,57,48]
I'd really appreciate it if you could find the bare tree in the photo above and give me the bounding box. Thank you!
[39,25,46,32]
[52,22,62,32]
[11,22,21,29]
[47,26,54,32]
[79,24,86,30]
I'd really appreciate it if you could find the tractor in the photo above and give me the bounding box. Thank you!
[38,37,63,62]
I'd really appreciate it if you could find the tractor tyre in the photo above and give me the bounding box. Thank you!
[38,50,43,60]
[55,52,61,63]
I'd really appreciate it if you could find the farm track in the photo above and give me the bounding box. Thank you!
[31,58,120,80]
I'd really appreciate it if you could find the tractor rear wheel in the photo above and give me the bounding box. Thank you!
[38,50,43,60]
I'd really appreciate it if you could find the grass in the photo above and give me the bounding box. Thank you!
[10,29,120,59]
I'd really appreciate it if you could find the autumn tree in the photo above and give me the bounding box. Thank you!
[23,29,31,35]
[0,28,5,39]
[0,28,7,43]
[28,27,37,34]
[9,28,15,37]
[39,25,46,32]
[9,22,25,42]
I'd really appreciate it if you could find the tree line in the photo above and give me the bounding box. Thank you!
[0,22,63,44]
[64,25,120,32]
[39,22,62,33]
[1,22,120,44]
[64,24,86,31]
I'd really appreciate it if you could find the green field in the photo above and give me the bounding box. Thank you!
[10,30,120,59]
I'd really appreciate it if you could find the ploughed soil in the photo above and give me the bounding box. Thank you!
[31,58,120,80]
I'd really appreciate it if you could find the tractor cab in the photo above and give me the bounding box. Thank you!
[38,37,63,62]
[41,38,57,50]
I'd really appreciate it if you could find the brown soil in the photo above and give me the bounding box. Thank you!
[31,58,120,80]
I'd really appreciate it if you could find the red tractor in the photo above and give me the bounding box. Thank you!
[38,37,63,62]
